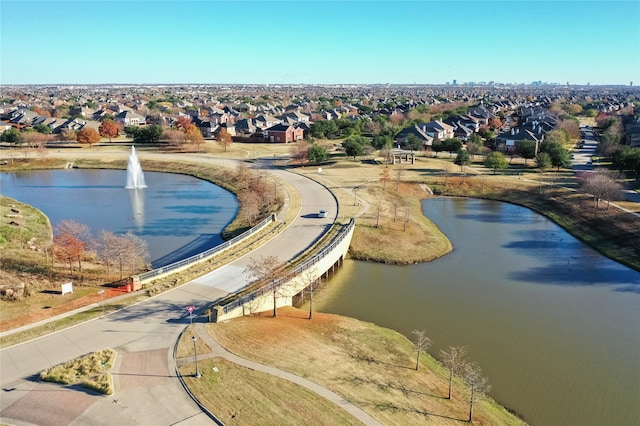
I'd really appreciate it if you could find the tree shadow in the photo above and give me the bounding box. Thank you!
[508,262,640,291]
[343,375,447,400]
[349,353,415,371]
[350,399,466,423]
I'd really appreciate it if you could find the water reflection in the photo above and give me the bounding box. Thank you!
[128,188,145,230]
[314,197,640,426]
[0,169,238,268]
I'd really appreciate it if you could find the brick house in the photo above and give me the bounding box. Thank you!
[264,123,304,143]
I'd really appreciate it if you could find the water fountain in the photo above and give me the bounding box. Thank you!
[125,145,147,189]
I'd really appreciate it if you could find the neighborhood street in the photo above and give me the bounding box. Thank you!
[573,126,640,204]
[0,151,338,425]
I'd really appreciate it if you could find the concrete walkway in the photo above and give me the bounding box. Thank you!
[178,323,383,426]
[1,150,340,426]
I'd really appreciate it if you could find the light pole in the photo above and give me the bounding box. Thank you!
[192,335,201,378]
[353,187,359,206]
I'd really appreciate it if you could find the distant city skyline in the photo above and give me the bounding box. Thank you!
[1,1,639,86]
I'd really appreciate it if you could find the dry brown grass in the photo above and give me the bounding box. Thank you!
[294,157,454,264]
[40,348,116,395]
[179,358,363,426]
[296,153,640,271]
[201,307,524,425]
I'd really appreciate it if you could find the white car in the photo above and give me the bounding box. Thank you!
[318,209,328,218]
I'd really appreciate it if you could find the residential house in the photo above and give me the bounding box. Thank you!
[418,120,455,141]
[70,106,95,118]
[115,110,146,127]
[0,104,17,118]
[280,111,310,124]
[0,121,12,134]
[264,123,304,143]
[235,118,257,135]
[310,110,332,122]
[625,123,640,147]
[193,116,220,138]
[8,109,38,129]
[254,114,280,129]
[451,123,474,141]
[53,118,87,134]
[395,125,434,147]
[494,126,543,153]
[92,109,114,121]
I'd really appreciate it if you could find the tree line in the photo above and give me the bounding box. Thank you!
[413,331,491,423]
[243,253,492,423]
[51,219,149,281]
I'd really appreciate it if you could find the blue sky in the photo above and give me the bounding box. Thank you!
[1,1,639,85]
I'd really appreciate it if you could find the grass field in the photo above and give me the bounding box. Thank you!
[179,307,525,425]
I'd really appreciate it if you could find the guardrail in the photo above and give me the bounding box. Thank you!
[138,213,277,282]
[222,218,355,314]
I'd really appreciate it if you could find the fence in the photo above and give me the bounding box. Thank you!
[221,218,355,314]
[138,213,277,282]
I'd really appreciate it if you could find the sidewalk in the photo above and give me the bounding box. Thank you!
[0,289,141,340]
[178,322,383,426]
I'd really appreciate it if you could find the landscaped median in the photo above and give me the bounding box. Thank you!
[177,307,525,425]
[40,348,116,395]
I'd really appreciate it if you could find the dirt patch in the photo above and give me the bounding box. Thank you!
[0,287,124,332]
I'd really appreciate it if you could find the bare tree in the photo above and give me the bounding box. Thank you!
[440,345,467,400]
[59,128,77,142]
[395,166,404,191]
[579,170,623,209]
[95,230,149,279]
[238,190,262,226]
[55,220,92,244]
[235,162,251,190]
[54,220,92,274]
[291,141,310,166]
[412,329,432,371]
[162,129,186,150]
[121,231,149,275]
[463,361,491,423]
[22,131,48,150]
[94,230,119,276]
[244,255,285,317]
[299,267,319,320]
[380,168,391,189]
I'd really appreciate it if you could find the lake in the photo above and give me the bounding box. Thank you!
[0,169,238,268]
[313,197,640,425]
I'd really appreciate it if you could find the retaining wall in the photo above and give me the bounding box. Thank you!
[210,218,355,322]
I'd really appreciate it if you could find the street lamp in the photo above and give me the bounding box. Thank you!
[192,335,201,378]
[353,187,359,206]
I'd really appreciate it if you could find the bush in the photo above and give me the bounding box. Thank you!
[40,348,116,395]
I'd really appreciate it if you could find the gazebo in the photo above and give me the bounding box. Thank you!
[389,149,416,165]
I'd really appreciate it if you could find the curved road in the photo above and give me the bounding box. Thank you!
[0,150,339,425]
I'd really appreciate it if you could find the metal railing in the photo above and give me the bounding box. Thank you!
[138,213,276,282]
[222,218,355,314]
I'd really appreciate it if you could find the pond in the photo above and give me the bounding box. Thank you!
[0,169,238,268]
[313,197,640,426]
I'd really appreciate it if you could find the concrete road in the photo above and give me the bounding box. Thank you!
[572,125,598,172]
[0,151,338,425]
